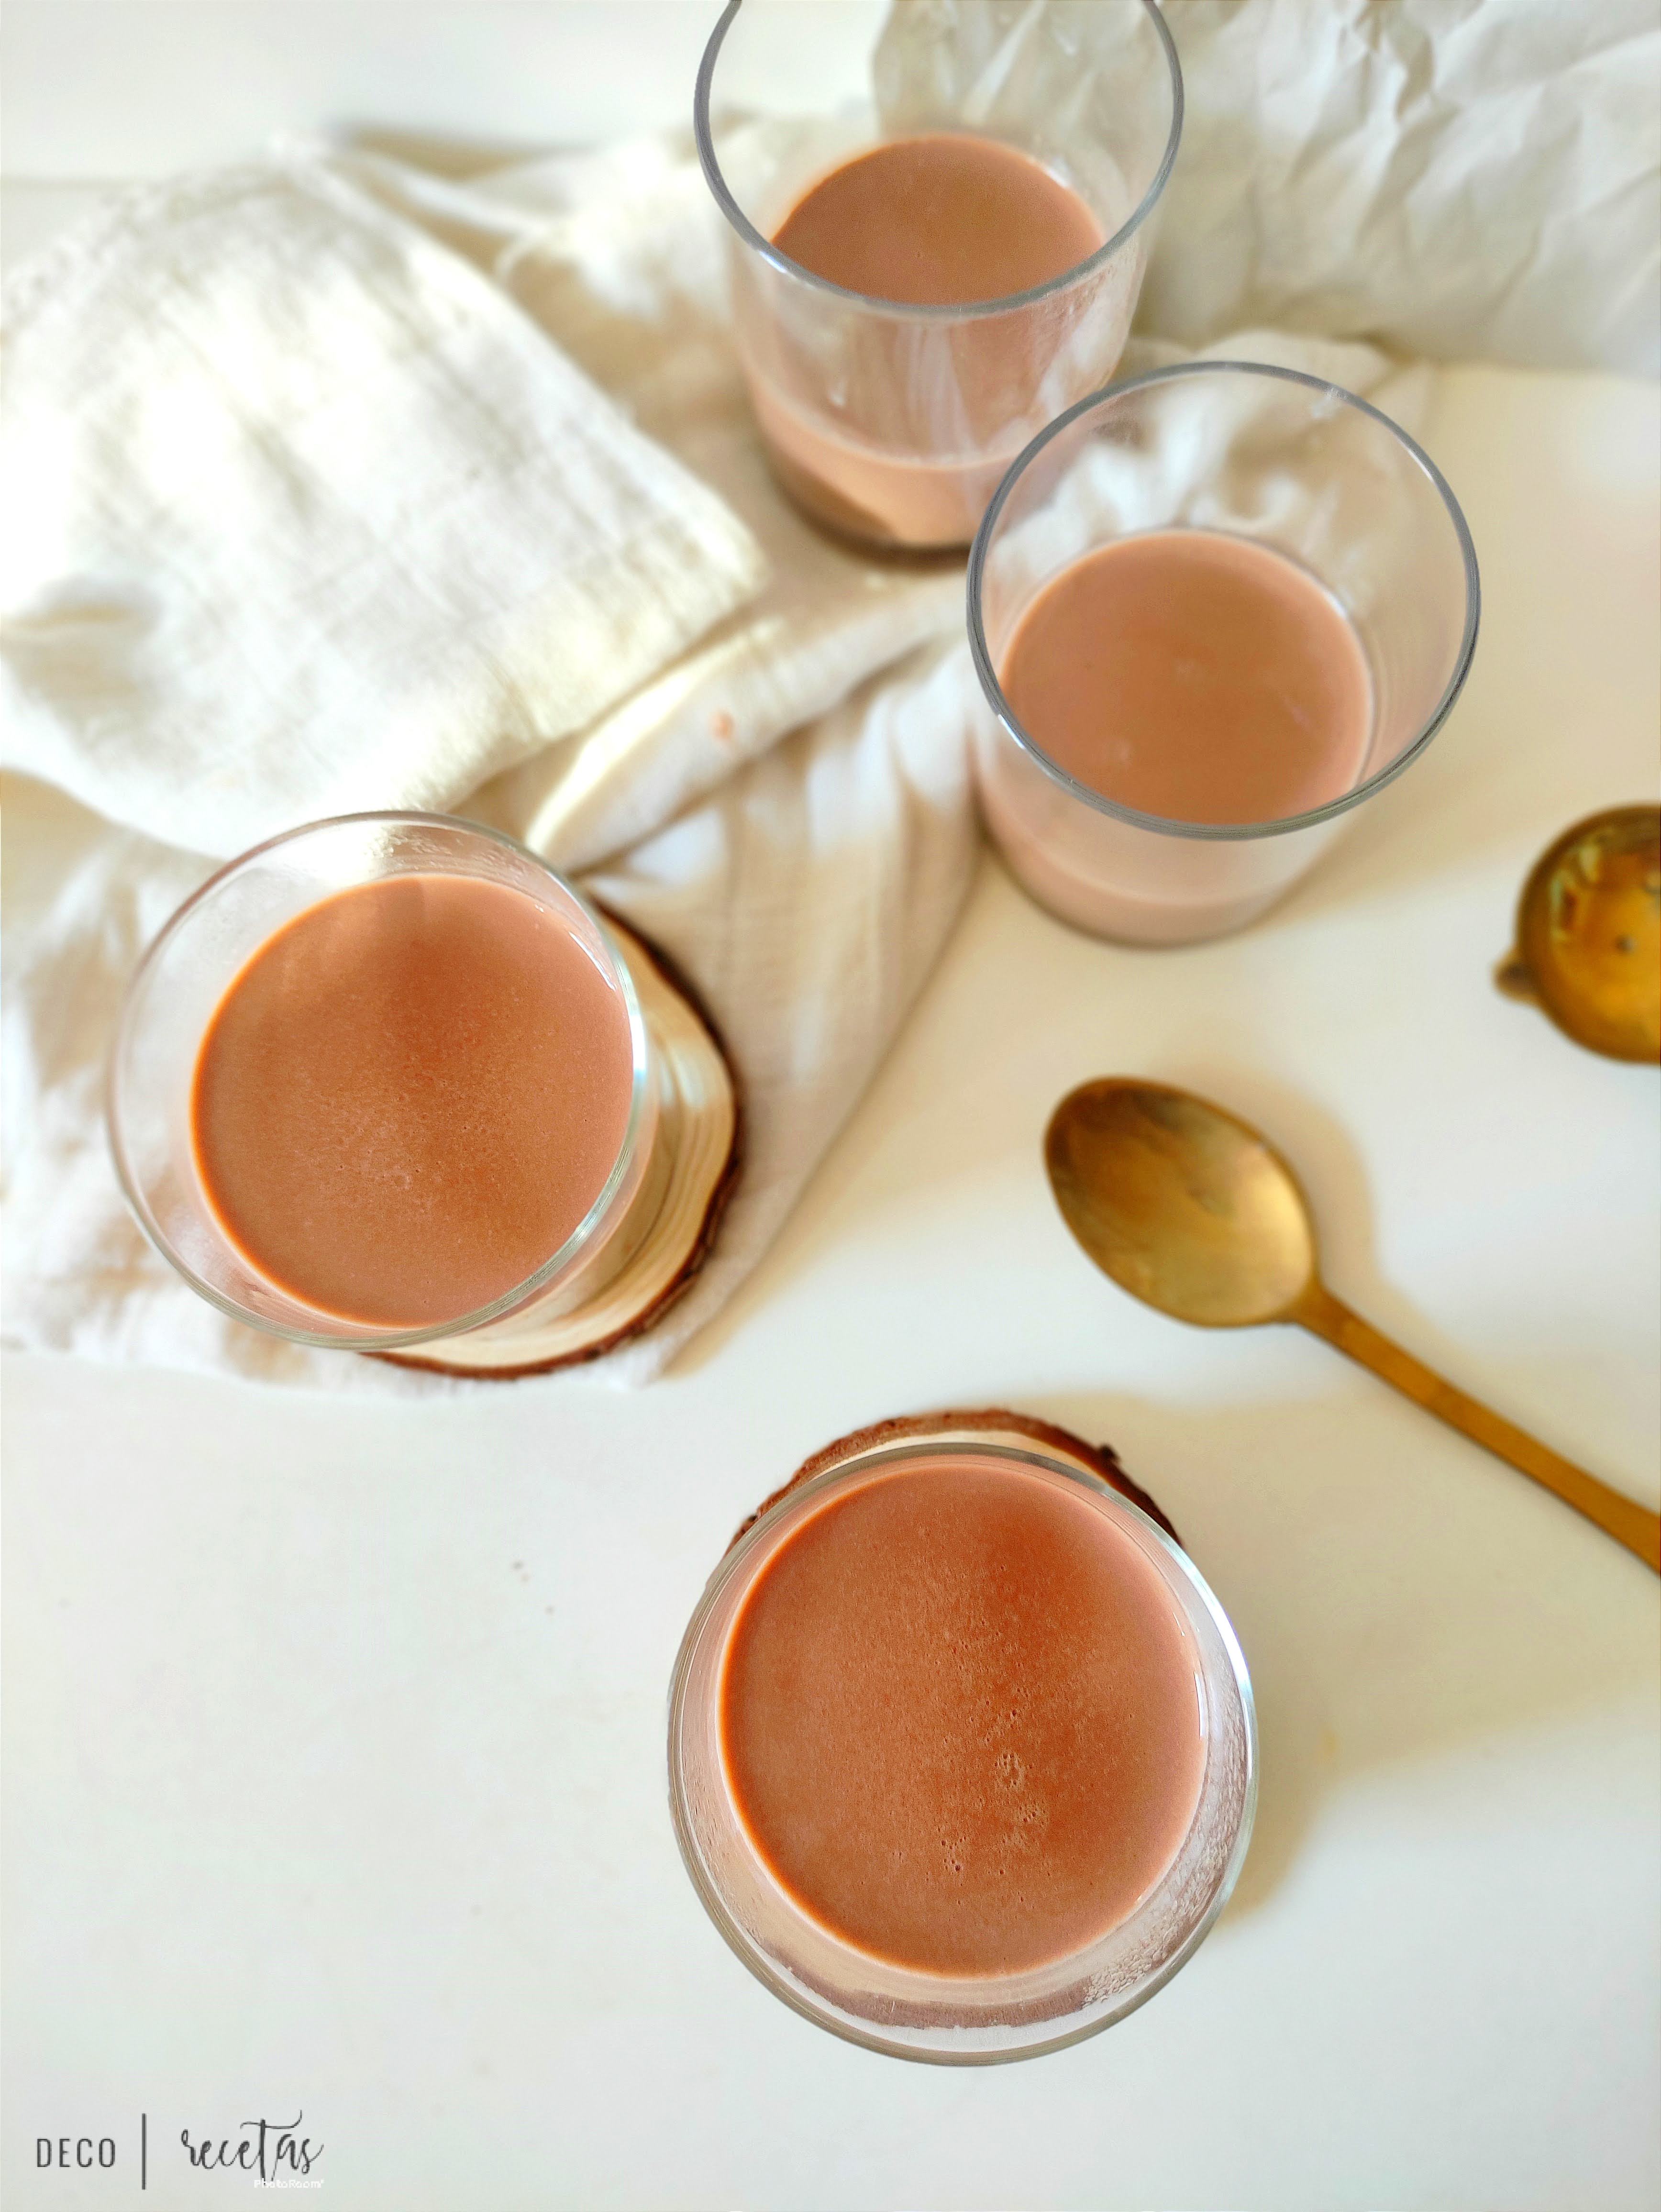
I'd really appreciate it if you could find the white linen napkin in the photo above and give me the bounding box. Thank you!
[0,158,769,860]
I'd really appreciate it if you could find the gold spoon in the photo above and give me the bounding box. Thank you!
[1495,805,1660,1062]
[1045,1078,1660,1571]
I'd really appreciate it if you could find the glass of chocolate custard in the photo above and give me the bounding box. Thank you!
[695,0,1182,549]
[969,361,1482,944]
[108,814,659,1358]
[668,1429,1255,2062]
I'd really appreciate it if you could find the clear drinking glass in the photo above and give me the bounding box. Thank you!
[695,0,1182,549]
[668,1433,1256,2064]
[107,812,658,1353]
[969,361,1482,943]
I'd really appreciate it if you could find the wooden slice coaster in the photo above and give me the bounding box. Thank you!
[380,918,740,1379]
[733,1407,1183,1552]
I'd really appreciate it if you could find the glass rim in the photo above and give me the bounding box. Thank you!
[666,1431,1258,2066]
[965,357,1484,843]
[105,808,653,1353]
[693,0,1184,324]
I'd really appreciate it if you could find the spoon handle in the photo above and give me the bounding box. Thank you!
[1294,1283,1661,1572]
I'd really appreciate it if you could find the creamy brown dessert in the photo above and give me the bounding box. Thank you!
[752,132,1107,546]
[191,873,635,1329]
[719,1449,1204,1978]
[998,530,1374,826]
[772,133,1103,307]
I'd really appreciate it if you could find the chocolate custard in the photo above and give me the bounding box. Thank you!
[773,133,1103,307]
[999,531,1374,826]
[191,874,634,1328]
[755,133,1108,546]
[719,1456,1204,1978]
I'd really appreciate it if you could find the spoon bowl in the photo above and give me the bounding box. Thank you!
[1045,1081,1315,1327]
[1045,1077,1660,1571]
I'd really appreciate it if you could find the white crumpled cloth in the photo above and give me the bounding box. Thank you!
[1147,0,1660,378]
[2,0,1652,1393]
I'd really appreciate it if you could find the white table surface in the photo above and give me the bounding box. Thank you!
[4,9,1659,2209]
